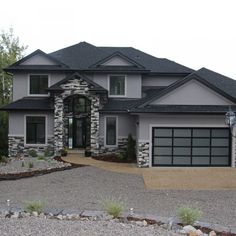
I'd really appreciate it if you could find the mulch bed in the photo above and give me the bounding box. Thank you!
[92,154,136,163]
[0,156,86,181]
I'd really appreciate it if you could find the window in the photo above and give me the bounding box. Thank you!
[109,75,125,96]
[29,75,48,95]
[105,117,117,146]
[26,116,46,144]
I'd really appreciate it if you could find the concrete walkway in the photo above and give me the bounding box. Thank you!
[62,155,236,190]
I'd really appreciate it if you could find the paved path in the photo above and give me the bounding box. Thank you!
[63,155,236,190]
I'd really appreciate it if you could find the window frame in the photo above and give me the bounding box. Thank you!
[24,114,47,146]
[28,74,50,96]
[108,74,127,97]
[104,116,118,147]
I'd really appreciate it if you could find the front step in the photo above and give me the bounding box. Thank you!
[67,149,85,155]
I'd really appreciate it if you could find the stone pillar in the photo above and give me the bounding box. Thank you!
[137,141,150,167]
[90,96,100,156]
[54,95,64,154]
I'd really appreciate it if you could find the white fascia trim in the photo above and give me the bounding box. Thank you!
[24,114,48,146]
[27,73,50,97]
[107,74,127,98]
[104,115,118,148]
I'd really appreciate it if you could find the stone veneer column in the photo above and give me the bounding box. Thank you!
[90,96,100,156]
[54,94,64,154]
[137,141,150,167]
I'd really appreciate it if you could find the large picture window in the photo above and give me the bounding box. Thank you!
[29,75,48,95]
[105,117,117,146]
[109,75,125,96]
[26,116,46,144]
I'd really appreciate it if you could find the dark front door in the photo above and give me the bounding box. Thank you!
[73,117,87,148]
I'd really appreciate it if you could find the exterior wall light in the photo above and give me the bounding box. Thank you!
[225,109,236,128]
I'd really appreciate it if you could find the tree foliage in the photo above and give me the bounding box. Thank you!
[0,28,27,155]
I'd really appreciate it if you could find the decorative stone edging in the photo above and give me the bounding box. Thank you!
[0,208,235,235]
[0,159,85,181]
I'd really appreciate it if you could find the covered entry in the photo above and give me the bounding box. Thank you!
[152,127,231,166]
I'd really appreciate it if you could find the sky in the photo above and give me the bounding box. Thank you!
[1,0,236,78]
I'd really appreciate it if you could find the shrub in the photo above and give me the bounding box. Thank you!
[44,146,54,157]
[37,155,46,161]
[28,149,37,158]
[103,198,124,218]
[177,206,202,226]
[60,148,68,157]
[0,156,8,164]
[21,161,25,167]
[28,162,34,169]
[126,134,136,161]
[24,200,44,214]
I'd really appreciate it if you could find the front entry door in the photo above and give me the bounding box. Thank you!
[73,118,87,148]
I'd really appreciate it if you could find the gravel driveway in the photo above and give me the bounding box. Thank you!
[0,166,235,228]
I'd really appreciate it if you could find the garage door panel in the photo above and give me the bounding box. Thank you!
[192,156,210,165]
[211,156,229,165]
[152,127,230,167]
[173,156,191,165]
[153,156,172,165]
[192,147,210,156]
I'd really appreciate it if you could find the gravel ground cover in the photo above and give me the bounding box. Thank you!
[0,166,235,229]
[0,157,70,174]
[0,218,181,236]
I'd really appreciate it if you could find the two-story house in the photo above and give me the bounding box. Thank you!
[1,42,236,167]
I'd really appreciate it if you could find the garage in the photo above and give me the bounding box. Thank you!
[152,127,231,166]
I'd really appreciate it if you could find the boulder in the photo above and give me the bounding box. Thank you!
[183,225,197,233]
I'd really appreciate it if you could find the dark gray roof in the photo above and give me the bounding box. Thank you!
[137,67,236,108]
[130,105,236,114]
[0,97,54,111]
[49,42,193,74]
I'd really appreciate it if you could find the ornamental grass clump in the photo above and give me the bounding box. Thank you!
[177,206,202,226]
[24,200,44,214]
[103,198,124,218]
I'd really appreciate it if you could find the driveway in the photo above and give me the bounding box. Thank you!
[64,155,236,190]
[0,166,235,229]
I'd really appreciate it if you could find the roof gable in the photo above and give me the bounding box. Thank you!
[89,52,145,68]
[151,79,234,106]
[8,49,68,68]
[139,69,236,107]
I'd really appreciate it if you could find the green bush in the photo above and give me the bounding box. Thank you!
[103,198,124,218]
[177,206,202,225]
[60,148,68,157]
[28,162,34,169]
[0,156,8,164]
[44,146,54,157]
[37,155,46,161]
[24,200,44,214]
[126,134,136,160]
[28,149,38,158]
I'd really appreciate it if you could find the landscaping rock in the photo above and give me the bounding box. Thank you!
[183,225,197,234]
[31,211,38,217]
[56,214,63,220]
[208,231,216,236]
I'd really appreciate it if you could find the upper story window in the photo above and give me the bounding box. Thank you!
[109,75,126,97]
[29,75,49,95]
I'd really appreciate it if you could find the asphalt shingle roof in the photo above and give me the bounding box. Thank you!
[49,42,193,74]
[0,97,54,111]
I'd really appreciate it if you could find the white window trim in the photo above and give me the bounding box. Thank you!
[28,74,50,97]
[24,114,48,146]
[104,116,118,147]
[107,74,127,98]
